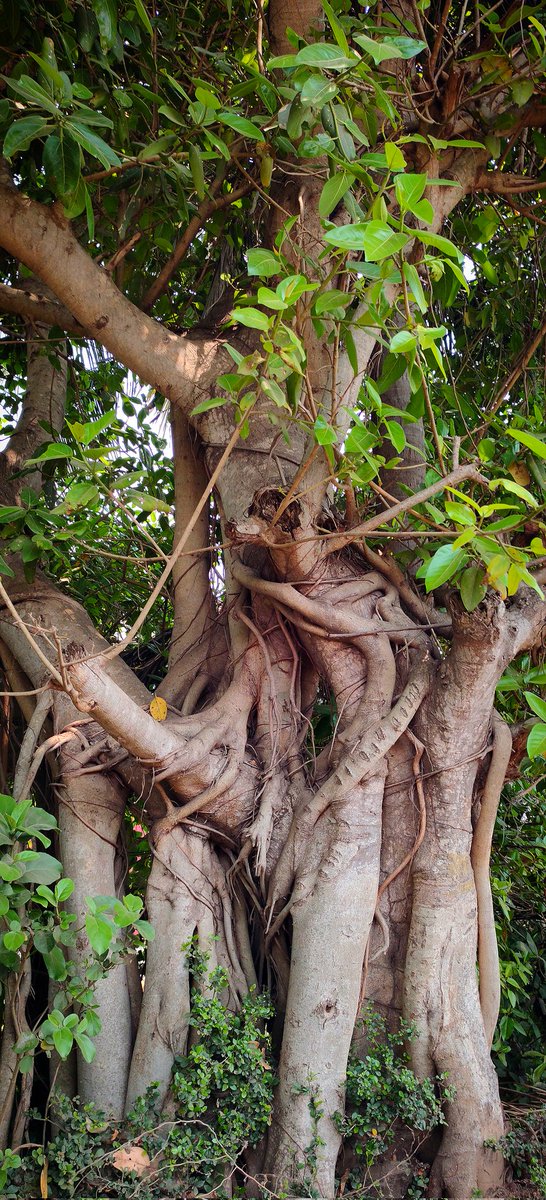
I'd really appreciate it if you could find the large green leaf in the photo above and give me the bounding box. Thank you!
[43,133,81,196]
[360,221,409,261]
[218,112,264,140]
[4,116,52,158]
[67,120,121,168]
[319,170,354,218]
[16,851,63,885]
[507,428,546,460]
[424,544,468,592]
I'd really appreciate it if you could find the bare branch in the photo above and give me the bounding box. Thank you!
[0,281,84,336]
[141,179,253,309]
[325,465,486,551]
[475,169,546,194]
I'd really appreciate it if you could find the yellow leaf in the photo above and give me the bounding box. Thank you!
[40,1160,48,1199]
[112,1145,151,1175]
[149,695,167,721]
[508,460,531,486]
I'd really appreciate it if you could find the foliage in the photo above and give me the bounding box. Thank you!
[0,793,153,1071]
[491,779,546,1085]
[333,1007,453,1190]
[486,1105,546,1198]
[166,941,275,1193]
[4,945,275,1198]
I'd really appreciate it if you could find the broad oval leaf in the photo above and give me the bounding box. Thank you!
[424,544,468,592]
[218,111,264,140]
[231,307,270,331]
[361,221,409,261]
[319,170,354,218]
[247,248,281,278]
[460,566,487,611]
[527,721,546,760]
[4,116,52,158]
[16,851,63,885]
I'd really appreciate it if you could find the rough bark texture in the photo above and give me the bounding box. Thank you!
[1,2,545,1194]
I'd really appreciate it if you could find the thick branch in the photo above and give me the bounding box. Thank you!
[0,168,227,417]
[0,281,84,336]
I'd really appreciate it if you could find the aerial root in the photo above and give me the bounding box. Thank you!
[152,749,241,839]
[471,710,512,1047]
[367,731,427,971]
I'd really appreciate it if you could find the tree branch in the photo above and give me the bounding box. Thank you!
[325,465,486,551]
[0,281,84,337]
[474,170,546,194]
[0,166,228,418]
[141,179,253,310]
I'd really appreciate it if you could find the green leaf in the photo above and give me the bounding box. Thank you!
[313,415,337,446]
[43,945,68,980]
[231,307,270,331]
[361,221,409,261]
[247,248,281,278]
[445,501,475,526]
[415,229,463,259]
[4,74,59,114]
[4,116,51,158]
[67,121,121,169]
[460,566,487,611]
[17,851,62,885]
[133,0,153,36]
[319,170,353,219]
[511,79,534,106]
[191,395,229,416]
[0,557,15,578]
[277,274,317,303]
[293,43,355,69]
[75,1031,96,1062]
[507,427,546,460]
[322,0,351,54]
[490,478,538,507]
[260,378,288,407]
[424,544,468,591]
[402,262,428,313]
[3,930,26,952]
[390,329,417,353]
[218,111,264,140]
[43,134,81,196]
[55,877,74,902]
[124,490,171,513]
[91,0,118,50]
[79,410,118,445]
[299,76,338,107]
[53,1027,74,1059]
[354,34,403,62]
[386,35,428,58]
[62,482,100,511]
[384,142,406,171]
[86,913,114,955]
[395,172,426,213]
[524,691,546,722]
[383,420,406,452]
[527,722,546,760]
[257,287,286,311]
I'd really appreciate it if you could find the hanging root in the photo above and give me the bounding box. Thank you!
[471,711,512,1047]
[368,732,426,968]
